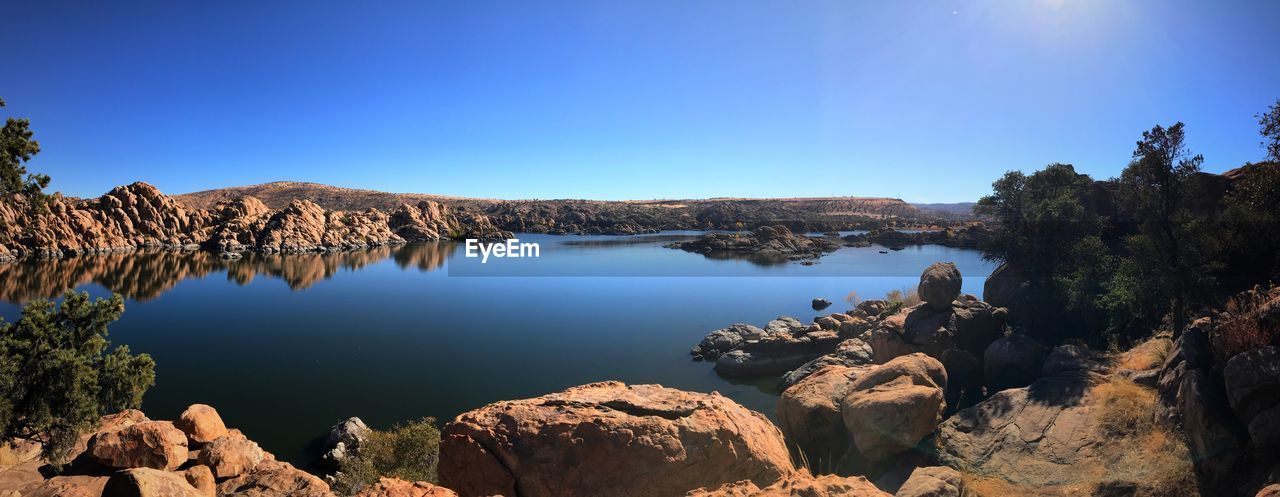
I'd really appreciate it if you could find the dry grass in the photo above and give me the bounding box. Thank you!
[1115,337,1173,372]
[844,290,862,307]
[1212,291,1279,364]
[885,287,921,307]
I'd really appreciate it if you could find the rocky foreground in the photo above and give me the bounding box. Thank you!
[0,182,510,261]
[0,404,454,497]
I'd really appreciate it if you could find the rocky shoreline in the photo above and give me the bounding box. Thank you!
[0,182,511,262]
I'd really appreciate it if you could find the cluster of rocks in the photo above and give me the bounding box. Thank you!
[0,404,454,497]
[1154,284,1280,496]
[668,225,840,261]
[0,182,511,262]
[841,226,989,251]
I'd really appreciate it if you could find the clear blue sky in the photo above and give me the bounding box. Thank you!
[3,1,1278,202]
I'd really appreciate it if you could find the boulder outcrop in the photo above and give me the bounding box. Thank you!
[197,433,265,478]
[669,225,840,261]
[101,468,205,497]
[777,364,869,467]
[686,472,890,497]
[918,263,961,310]
[438,381,794,497]
[893,466,963,497]
[982,333,1044,393]
[841,354,947,462]
[352,478,458,497]
[217,460,333,497]
[173,404,228,445]
[87,421,188,471]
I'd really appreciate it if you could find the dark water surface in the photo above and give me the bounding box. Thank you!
[0,232,991,465]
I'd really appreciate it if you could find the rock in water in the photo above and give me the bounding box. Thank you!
[840,354,947,461]
[918,262,962,311]
[320,416,370,470]
[812,298,833,310]
[88,421,189,471]
[173,404,229,445]
[438,381,794,497]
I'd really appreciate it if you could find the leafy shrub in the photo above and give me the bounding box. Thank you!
[0,292,155,464]
[332,417,441,495]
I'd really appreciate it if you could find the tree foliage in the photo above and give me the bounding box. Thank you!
[1115,122,1214,336]
[0,292,156,464]
[0,97,50,207]
[1260,98,1280,162]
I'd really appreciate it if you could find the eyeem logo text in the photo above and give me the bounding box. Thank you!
[465,239,541,263]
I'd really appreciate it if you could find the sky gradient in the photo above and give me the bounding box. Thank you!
[4,1,1279,202]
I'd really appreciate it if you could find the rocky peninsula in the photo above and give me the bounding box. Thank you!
[667,225,840,262]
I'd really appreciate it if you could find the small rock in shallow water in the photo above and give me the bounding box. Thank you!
[812,298,833,310]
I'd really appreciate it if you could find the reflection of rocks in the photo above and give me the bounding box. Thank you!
[0,243,455,302]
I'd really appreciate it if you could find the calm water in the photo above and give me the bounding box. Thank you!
[0,232,991,465]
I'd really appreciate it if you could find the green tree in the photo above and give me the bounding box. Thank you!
[976,163,1112,343]
[0,97,50,207]
[1260,98,1280,162]
[1114,122,1215,337]
[0,292,156,464]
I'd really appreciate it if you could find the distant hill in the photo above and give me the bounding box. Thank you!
[911,202,977,219]
[175,181,958,234]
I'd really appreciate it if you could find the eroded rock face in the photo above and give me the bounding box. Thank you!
[439,381,794,497]
[320,416,369,470]
[782,338,875,388]
[197,433,265,478]
[841,354,947,462]
[21,476,109,497]
[918,262,961,311]
[216,460,333,497]
[88,420,188,471]
[686,472,891,497]
[777,364,870,467]
[352,478,459,497]
[894,466,963,497]
[102,467,205,497]
[174,404,228,445]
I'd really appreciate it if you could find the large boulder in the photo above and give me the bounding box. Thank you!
[352,478,458,497]
[173,404,229,445]
[102,468,205,497]
[183,466,216,497]
[320,416,370,470]
[981,262,1028,319]
[686,472,890,497]
[918,263,961,311]
[781,338,874,388]
[840,354,947,461]
[439,381,794,497]
[1223,346,1280,425]
[714,331,842,378]
[88,421,188,471]
[693,323,769,360]
[776,364,869,467]
[894,466,963,497]
[217,460,334,497]
[983,334,1044,393]
[197,433,265,478]
[21,476,109,497]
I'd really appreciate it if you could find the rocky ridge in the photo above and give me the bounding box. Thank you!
[0,182,510,262]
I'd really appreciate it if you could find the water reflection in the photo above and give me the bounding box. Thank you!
[0,243,456,302]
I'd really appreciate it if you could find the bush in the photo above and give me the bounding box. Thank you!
[0,291,155,464]
[332,417,441,495]
[1210,287,1280,364]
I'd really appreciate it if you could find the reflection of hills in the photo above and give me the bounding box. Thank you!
[0,243,454,302]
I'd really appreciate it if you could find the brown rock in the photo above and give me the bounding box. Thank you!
[102,468,204,497]
[894,466,962,497]
[687,472,891,497]
[776,364,869,467]
[217,460,333,497]
[174,404,229,445]
[439,381,794,497]
[184,465,216,497]
[983,334,1044,393]
[89,420,188,470]
[22,476,109,497]
[1258,484,1280,497]
[841,354,947,461]
[918,262,961,311]
[352,477,459,497]
[198,433,265,478]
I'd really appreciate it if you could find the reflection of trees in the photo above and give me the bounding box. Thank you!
[0,243,454,302]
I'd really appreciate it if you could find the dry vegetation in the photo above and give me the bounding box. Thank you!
[1211,289,1280,364]
[958,377,1197,497]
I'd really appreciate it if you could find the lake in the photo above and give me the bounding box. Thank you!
[0,232,992,466]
